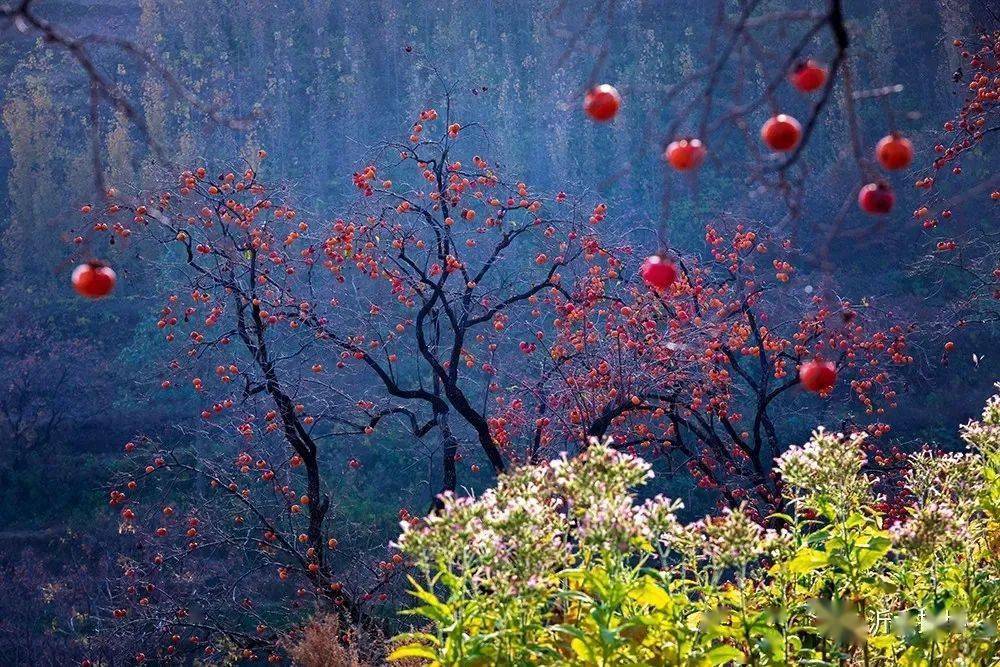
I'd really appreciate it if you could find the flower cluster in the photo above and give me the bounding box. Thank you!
[397,468,571,597]
[692,505,767,569]
[775,427,872,514]
[890,501,966,557]
[551,439,655,553]
[635,495,686,561]
[906,450,984,511]
[960,384,1000,457]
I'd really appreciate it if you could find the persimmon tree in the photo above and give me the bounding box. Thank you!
[77,107,621,661]
[86,159,395,663]
[491,219,913,518]
[296,107,615,503]
[533,0,940,519]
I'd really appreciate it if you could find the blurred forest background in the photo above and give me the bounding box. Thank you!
[0,0,997,662]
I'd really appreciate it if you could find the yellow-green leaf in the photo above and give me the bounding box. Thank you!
[786,548,829,574]
[388,643,438,662]
[868,633,897,650]
[571,637,594,661]
[629,578,672,610]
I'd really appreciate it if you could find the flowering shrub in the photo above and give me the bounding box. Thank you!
[391,387,1000,665]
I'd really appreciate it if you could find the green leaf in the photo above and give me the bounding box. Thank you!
[857,534,892,571]
[555,589,595,605]
[401,604,451,624]
[705,644,746,665]
[868,634,897,650]
[405,577,452,623]
[752,624,785,658]
[551,624,586,640]
[806,528,832,547]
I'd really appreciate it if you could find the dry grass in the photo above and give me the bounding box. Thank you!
[285,613,430,667]
[285,614,370,667]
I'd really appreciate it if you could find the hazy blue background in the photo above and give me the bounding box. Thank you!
[0,0,997,660]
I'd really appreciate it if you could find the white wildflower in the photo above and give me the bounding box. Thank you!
[776,428,872,513]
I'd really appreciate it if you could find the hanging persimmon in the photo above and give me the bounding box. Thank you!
[640,255,677,290]
[665,138,707,171]
[583,84,621,122]
[799,359,837,393]
[858,182,895,214]
[789,59,827,92]
[760,114,802,152]
[875,133,914,170]
[72,261,116,298]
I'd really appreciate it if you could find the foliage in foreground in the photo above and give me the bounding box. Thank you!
[392,387,1000,666]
